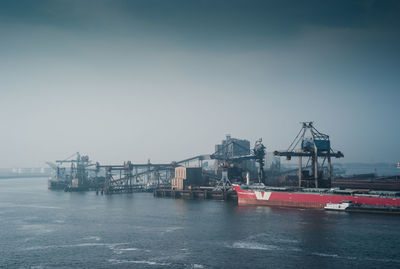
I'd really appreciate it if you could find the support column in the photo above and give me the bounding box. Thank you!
[314,153,318,188]
[327,155,332,187]
[298,156,302,188]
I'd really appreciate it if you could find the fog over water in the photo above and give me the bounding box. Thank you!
[0,0,399,167]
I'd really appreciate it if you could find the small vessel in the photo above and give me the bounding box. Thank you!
[324,200,400,214]
[48,178,69,190]
[324,201,353,211]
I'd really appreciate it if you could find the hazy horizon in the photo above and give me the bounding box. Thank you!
[1,0,399,168]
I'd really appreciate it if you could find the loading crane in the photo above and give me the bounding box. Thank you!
[210,138,266,187]
[273,122,343,188]
[55,152,93,188]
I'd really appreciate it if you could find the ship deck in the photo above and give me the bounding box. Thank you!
[239,185,400,199]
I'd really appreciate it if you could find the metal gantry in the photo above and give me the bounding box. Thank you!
[96,161,141,194]
[95,161,178,194]
[55,152,92,188]
[210,138,266,185]
[273,122,344,188]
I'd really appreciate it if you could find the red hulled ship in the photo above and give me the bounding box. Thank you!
[233,184,400,208]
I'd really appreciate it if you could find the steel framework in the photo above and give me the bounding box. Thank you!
[273,122,343,188]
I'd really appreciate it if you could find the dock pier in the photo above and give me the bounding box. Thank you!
[153,188,237,201]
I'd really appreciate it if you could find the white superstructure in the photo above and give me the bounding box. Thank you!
[324,201,353,211]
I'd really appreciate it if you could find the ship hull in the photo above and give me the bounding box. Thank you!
[233,185,400,208]
[48,179,68,190]
[237,198,324,208]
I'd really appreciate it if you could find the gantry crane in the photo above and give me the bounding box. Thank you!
[55,152,92,188]
[273,122,343,188]
[210,138,266,188]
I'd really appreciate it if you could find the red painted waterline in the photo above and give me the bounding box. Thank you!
[233,185,400,208]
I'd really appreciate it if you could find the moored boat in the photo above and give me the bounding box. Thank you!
[324,201,353,211]
[324,200,400,214]
[233,184,400,209]
[48,178,69,190]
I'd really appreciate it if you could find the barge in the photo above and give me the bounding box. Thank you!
[325,201,400,214]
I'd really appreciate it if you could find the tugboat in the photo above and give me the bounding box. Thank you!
[324,201,353,211]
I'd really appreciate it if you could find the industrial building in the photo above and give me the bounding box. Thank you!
[214,135,250,159]
[171,167,206,190]
[213,135,258,181]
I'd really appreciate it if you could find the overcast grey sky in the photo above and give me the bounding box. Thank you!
[0,0,399,167]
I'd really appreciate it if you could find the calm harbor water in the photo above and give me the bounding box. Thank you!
[1,177,399,269]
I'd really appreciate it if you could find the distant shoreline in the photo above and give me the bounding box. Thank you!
[0,174,51,179]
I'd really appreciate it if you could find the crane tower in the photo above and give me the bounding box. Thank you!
[273,122,343,188]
